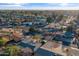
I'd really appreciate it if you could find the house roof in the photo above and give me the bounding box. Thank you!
[40,41,66,56]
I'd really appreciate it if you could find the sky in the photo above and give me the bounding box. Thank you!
[0,3,79,10]
[0,0,79,10]
[0,0,79,3]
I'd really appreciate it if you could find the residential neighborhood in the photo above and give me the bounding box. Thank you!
[0,10,79,56]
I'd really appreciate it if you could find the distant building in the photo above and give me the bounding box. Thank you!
[33,16,47,27]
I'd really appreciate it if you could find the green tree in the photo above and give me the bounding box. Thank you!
[46,17,53,24]
[29,27,36,32]
[66,25,73,32]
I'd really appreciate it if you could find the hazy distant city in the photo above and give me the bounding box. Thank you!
[0,10,79,56]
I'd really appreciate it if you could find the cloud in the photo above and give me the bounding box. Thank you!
[59,3,79,7]
[0,3,79,10]
[0,3,25,9]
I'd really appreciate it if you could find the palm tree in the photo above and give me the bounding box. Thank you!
[32,35,41,43]
[0,38,4,47]
[0,37,7,47]
[5,45,21,56]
